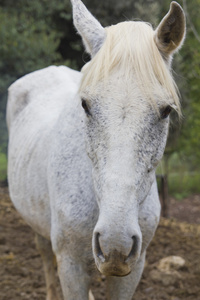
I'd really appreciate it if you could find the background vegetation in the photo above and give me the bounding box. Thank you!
[0,0,200,199]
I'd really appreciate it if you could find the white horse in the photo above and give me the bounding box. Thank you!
[7,1,185,299]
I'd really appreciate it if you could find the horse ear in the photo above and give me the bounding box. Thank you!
[155,1,186,59]
[71,0,105,57]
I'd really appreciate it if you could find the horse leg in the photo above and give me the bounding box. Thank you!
[55,251,93,300]
[106,251,146,300]
[35,234,60,300]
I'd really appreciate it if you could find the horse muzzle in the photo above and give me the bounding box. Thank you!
[93,230,142,277]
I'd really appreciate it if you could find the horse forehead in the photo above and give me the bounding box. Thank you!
[91,98,154,136]
[91,86,152,118]
[84,72,166,110]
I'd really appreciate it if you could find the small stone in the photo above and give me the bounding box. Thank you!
[157,256,185,272]
[150,256,185,287]
[144,286,154,293]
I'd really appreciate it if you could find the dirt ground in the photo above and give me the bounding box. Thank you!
[0,186,200,300]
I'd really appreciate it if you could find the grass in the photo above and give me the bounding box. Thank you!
[168,172,200,199]
[0,152,7,181]
[157,152,200,200]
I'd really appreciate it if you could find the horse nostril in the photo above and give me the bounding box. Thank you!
[94,233,105,263]
[126,236,139,261]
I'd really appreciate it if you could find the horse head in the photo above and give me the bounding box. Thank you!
[71,0,185,276]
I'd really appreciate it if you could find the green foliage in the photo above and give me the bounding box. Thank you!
[84,0,160,26]
[157,152,200,199]
[0,151,7,181]
[174,0,200,165]
[0,6,62,88]
[168,172,200,199]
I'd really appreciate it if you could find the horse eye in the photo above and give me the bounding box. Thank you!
[160,105,172,119]
[81,99,91,116]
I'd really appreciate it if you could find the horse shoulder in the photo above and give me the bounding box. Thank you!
[6,65,81,131]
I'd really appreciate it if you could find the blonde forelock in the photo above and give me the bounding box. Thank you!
[80,21,181,116]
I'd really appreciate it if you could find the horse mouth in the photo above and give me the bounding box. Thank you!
[96,260,131,277]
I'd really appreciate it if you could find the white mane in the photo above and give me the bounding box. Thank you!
[81,21,181,115]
